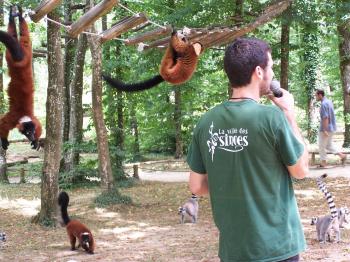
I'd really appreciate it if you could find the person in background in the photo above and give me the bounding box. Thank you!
[315,89,347,168]
[187,37,309,262]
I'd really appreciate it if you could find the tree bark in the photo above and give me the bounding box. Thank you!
[62,0,77,143]
[174,88,183,159]
[64,34,88,172]
[0,0,4,114]
[280,7,290,90]
[87,7,114,191]
[337,16,350,147]
[0,0,7,183]
[34,11,64,225]
[130,104,141,161]
[0,147,8,183]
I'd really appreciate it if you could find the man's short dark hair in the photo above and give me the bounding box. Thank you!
[224,38,271,88]
[316,89,325,96]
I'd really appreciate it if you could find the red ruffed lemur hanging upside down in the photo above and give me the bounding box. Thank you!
[0,6,41,150]
[102,29,203,92]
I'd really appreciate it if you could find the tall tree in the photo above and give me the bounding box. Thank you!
[62,0,77,143]
[60,0,78,172]
[336,1,350,147]
[64,33,88,173]
[280,7,291,90]
[0,0,8,183]
[174,87,183,158]
[34,10,64,225]
[87,2,114,191]
[296,0,320,142]
[101,13,127,181]
[228,0,245,97]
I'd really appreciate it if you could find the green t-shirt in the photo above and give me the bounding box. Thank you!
[187,100,306,262]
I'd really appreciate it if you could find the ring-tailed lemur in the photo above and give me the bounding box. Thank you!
[311,173,341,243]
[178,194,199,224]
[338,207,349,228]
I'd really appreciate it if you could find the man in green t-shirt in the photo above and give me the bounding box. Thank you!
[187,38,309,262]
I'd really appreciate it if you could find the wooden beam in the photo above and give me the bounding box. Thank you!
[143,36,170,50]
[30,0,63,23]
[125,25,172,46]
[68,0,118,38]
[130,21,152,33]
[199,29,233,48]
[100,13,148,43]
[204,0,293,48]
[33,49,48,58]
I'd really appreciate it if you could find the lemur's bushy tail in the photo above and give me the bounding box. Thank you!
[316,173,338,219]
[58,191,71,226]
[102,74,164,92]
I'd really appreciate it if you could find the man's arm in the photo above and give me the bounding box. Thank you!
[189,171,209,196]
[269,89,309,179]
[322,117,329,136]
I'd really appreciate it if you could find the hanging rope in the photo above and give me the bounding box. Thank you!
[118,2,167,30]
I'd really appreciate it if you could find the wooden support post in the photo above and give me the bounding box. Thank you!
[133,164,139,179]
[100,13,148,43]
[68,0,118,38]
[30,0,63,23]
[125,25,172,46]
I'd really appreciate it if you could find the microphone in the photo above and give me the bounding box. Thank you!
[270,79,283,98]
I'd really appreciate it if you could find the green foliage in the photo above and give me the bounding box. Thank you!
[115,177,138,188]
[94,189,132,207]
[59,159,99,189]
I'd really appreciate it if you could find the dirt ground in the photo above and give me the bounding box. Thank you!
[0,175,350,261]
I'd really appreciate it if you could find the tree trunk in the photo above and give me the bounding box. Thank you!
[64,34,88,172]
[280,7,290,90]
[34,11,64,225]
[174,88,183,159]
[0,0,7,183]
[0,147,8,183]
[297,0,319,143]
[130,104,141,161]
[234,0,244,17]
[62,0,77,143]
[337,16,350,147]
[87,13,114,192]
[0,0,4,114]
[228,0,245,97]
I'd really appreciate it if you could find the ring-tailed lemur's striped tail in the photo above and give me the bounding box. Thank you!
[316,173,338,219]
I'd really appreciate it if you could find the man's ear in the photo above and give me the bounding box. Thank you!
[255,66,264,80]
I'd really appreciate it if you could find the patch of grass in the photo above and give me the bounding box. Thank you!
[94,189,132,207]
[115,177,138,188]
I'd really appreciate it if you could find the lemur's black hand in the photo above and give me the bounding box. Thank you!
[9,6,15,21]
[1,138,9,150]
[31,140,40,150]
[17,5,23,19]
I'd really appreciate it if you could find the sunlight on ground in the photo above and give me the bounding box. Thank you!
[95,207,121,219]
[0,196,40,216]
[295,189,318,200]
[100,224,171,240]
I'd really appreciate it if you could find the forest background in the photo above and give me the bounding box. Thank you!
[0,0,349,223]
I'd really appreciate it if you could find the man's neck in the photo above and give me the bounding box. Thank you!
[230,84,260,102]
